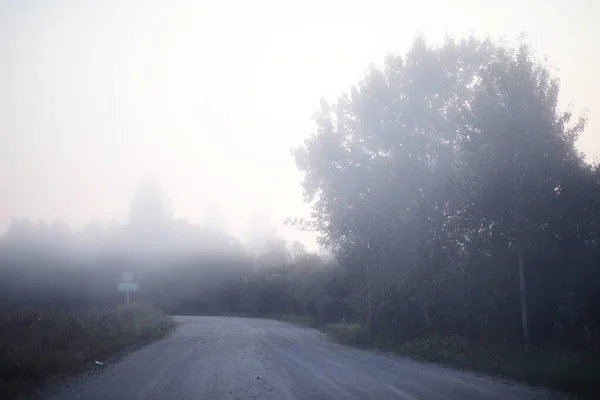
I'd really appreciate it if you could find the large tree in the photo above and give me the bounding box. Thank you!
[294,35,594,345]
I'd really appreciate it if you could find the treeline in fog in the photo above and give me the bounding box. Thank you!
[2,35,600,356]
[0,179,347,323]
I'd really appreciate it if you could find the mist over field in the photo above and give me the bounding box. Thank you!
[1,1,599,398]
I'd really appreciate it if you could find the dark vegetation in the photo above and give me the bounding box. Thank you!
[290,36,600,397]
[1,35,599,397]
[0,303,173,398]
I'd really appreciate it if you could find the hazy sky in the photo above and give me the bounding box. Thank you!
[0,0,598,248]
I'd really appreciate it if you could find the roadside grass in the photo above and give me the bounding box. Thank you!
[319,322,599,399]
[383,336,599,397]
[0,303,174,399]
[207,312,321,328]
[275,314,319,328]
[321,321,363,340]
[271,315,598,398]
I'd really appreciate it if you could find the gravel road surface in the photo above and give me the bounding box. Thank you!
[40,316,563,400]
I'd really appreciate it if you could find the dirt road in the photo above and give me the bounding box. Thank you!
[40,316,562,399]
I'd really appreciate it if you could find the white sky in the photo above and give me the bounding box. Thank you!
[0,0,598,249]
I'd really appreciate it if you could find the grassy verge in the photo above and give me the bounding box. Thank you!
[205,312,321,328]
[320,322,599,399]
[0,303,174,399]
[275,314,320,328]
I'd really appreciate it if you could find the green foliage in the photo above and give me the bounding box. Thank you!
[0,303,174,398]
[291,34,600,396]
[294,34,599,349]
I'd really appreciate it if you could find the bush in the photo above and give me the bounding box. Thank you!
[0,303,174,397]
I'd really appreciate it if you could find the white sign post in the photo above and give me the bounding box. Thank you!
[118,271,138,303]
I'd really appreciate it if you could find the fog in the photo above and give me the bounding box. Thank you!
[0,175,324,312]
[3,2,600,398]
[1,0,598,249]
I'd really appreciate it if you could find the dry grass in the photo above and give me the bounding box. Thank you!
[0,303,174,398]
[387,336,600,399]
[323,324,600,399]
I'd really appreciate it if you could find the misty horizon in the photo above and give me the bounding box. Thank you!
[1,0,598,253]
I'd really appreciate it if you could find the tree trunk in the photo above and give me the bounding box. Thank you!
[518,245,530,348]
[513,150,530,349]
[366,260,373,333]
[422,304,433,336]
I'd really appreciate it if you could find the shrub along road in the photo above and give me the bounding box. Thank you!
[39,316,564,400]
[1,304,173,399]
